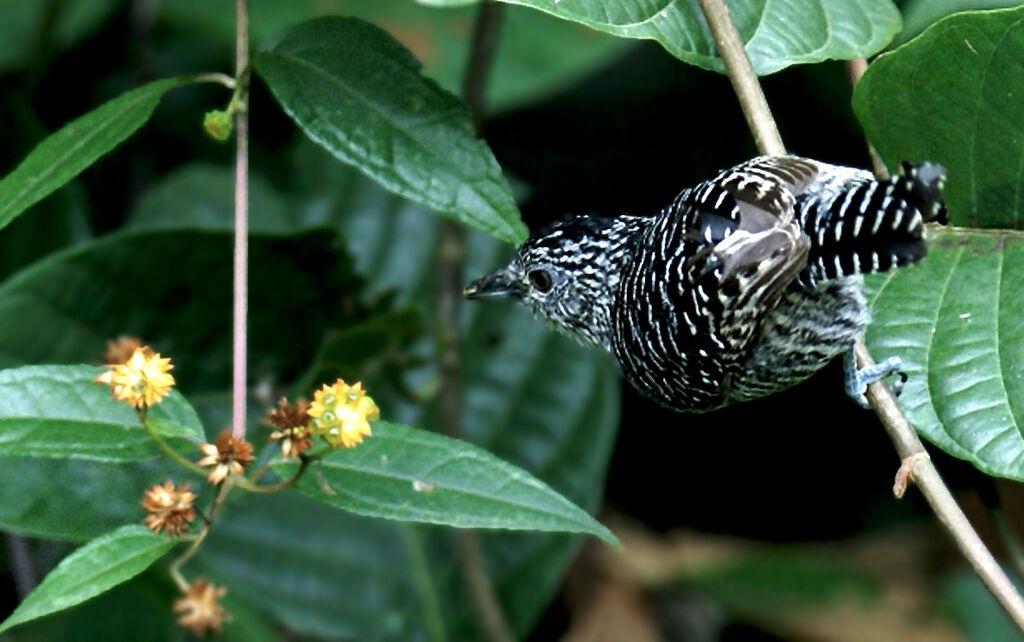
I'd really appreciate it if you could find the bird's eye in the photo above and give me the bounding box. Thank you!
[528,269,554,293]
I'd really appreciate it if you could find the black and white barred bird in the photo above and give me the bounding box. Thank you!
[464,156,946,412]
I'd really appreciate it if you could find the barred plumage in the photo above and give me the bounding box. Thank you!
[464,156,947,412]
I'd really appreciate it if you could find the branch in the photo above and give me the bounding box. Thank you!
[696,0,1024,632]
[232,0,250,439]
[695,0,784,156]
[437,4,514,642]
[3,533,37,598]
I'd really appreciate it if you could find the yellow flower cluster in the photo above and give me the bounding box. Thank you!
[95,346,175,409]
[308,380,380,448]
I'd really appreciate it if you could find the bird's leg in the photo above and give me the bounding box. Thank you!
[844,348,907,408]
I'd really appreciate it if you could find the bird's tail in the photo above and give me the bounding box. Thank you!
[800,162,947,284]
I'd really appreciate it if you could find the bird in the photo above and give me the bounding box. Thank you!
[463,155,947,413]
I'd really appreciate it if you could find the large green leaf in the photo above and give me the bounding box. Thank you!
[274,421,615,543]
[0,365,203,462]
[253,17,527,244]
[863,229,1024,479]
[894,0,1022,47]
[0,78,184,232]
[0,525,175,634]
[853,5,1024,229]
[459,0,902,76]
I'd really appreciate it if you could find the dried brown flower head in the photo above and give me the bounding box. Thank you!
[197,429,255,484]
[103,336,144,364]
[174,578,228,635]
[141,480,196,536]
[266,398,313,459]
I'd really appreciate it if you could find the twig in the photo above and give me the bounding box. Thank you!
[170,482,232,591]
[143,418,208,478]
[844,59,888,178]
[232,0,250,439]
[3,533,37,598]
[436,4,514,642]
[695,0,784,156]
[697,0,1024,632]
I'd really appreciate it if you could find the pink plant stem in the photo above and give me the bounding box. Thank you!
[232,0,249,438]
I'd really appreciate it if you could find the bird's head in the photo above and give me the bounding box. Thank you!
[464,214,649,350]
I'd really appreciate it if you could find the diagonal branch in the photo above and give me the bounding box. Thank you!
[696,0,1024,632]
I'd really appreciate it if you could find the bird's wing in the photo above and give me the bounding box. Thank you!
[664,170,811,358]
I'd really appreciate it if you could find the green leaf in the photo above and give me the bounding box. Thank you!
[485,0,901,76]
[0,78,184,232]
[253,16,527,244]
[0,364,202,462]
[863,230,1024,479]
[0,525,175,634]
[894,0,1022,47]
[274,421,616,544]
[853,5,1024,228]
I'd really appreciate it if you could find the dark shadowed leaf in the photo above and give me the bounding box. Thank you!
[0,456,200,541]
[0,228,361,394]
[854,5,1024,228]
[254,17,526,243]
[0,526,175,634]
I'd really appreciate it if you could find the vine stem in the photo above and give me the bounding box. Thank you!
[694,0,1024,631]
[436,3,514,642]
[232,0,250,439]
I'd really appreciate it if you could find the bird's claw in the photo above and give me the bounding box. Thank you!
[844,350,906,408]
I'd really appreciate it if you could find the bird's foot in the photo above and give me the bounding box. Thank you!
[844,349,907,408]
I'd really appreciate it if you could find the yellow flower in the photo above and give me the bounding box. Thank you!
[141,480,196,536]
[174,579,228,635]
[265,398,313,459]
[197,429,255,484]
[95,346,175,409]
[308,379,379,448]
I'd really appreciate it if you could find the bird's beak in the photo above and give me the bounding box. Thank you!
[463,269,521,299]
